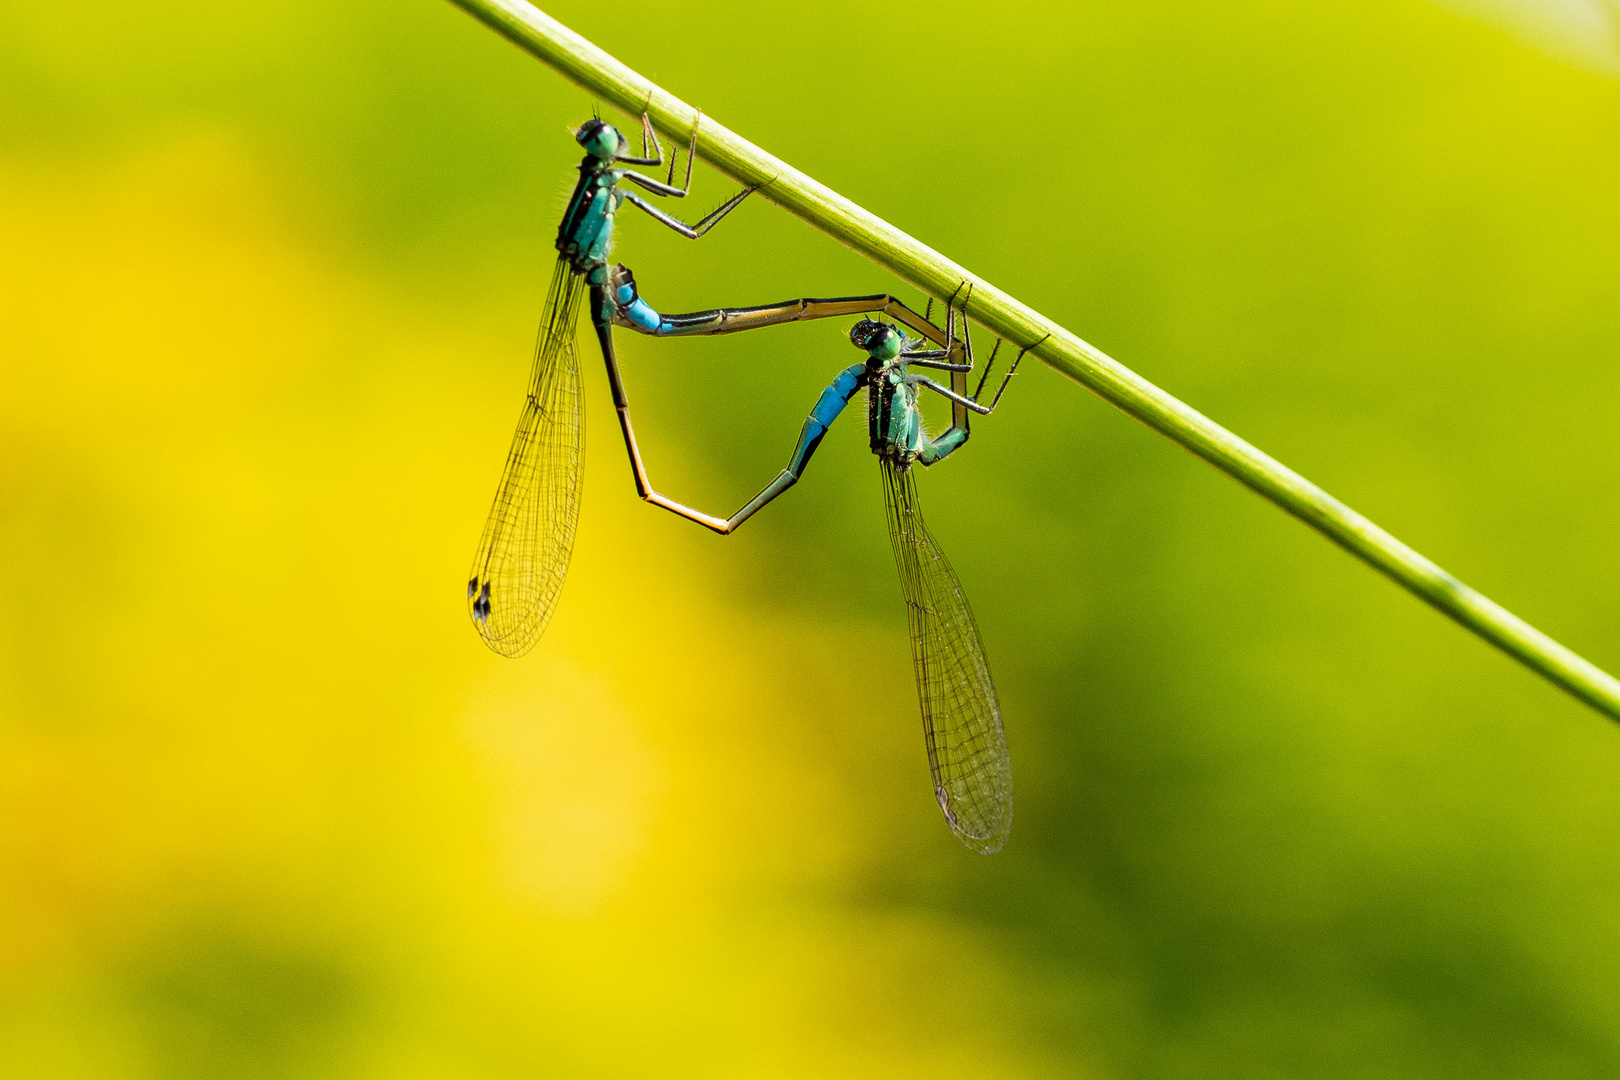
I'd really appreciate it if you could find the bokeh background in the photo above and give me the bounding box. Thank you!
[5,0,1620,1075]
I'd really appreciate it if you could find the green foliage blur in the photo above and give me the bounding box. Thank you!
[4,0,1620,1075]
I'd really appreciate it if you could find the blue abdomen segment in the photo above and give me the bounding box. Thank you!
[720,362,868,531]
[615,278,667,334]
[609,265,793,338]
[611,270,687,336]
[790,363,865,473]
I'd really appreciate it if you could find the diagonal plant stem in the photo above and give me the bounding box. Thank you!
[446,0,1620,721]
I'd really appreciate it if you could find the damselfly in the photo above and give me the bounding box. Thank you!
[607,271,1040,852]
[466,110,754,656]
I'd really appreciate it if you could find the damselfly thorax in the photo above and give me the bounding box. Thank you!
[867,360,926,465]
[556,167,617,273]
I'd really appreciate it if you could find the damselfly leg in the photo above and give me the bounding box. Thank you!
[968,333,1048,414]
[614,111,758,237]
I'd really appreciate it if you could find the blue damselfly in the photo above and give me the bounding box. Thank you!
[467,110,753,656]
[608,274,1039,852]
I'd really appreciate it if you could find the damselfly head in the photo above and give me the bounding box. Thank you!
[575,119,623,159]
[850,319,905,363]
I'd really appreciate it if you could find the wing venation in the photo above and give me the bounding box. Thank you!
[882,458,1012,853]
[467,257,586,657]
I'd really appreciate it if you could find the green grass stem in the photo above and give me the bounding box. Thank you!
[446,0,1620,722]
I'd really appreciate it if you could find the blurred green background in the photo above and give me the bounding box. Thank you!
[4,0,1620,1075]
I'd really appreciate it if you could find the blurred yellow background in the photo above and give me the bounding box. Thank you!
[4,0,1620,1075]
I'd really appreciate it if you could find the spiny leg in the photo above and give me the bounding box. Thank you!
[937,282,975,436]
[903,285,973,370]
[914,327,1044,466]
[903,353,972,372]
[669,109,699,192]
[622,183,755,239]
[943,282,967,354]
[641,104,658,161]
[972,339,1002,401]
[916,335,1041,420]
[974,333,1047,412]
[918,280,1040,423]
[955,282,975,370]
[910,280,976,456]
[915,375,992,415]
[611,105,665,168]
[618,110,708,195]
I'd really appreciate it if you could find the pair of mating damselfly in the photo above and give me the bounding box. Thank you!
[466,111,1038,853]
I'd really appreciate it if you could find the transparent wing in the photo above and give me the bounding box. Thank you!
[881,458,1012,853]
[467,256,586,657]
